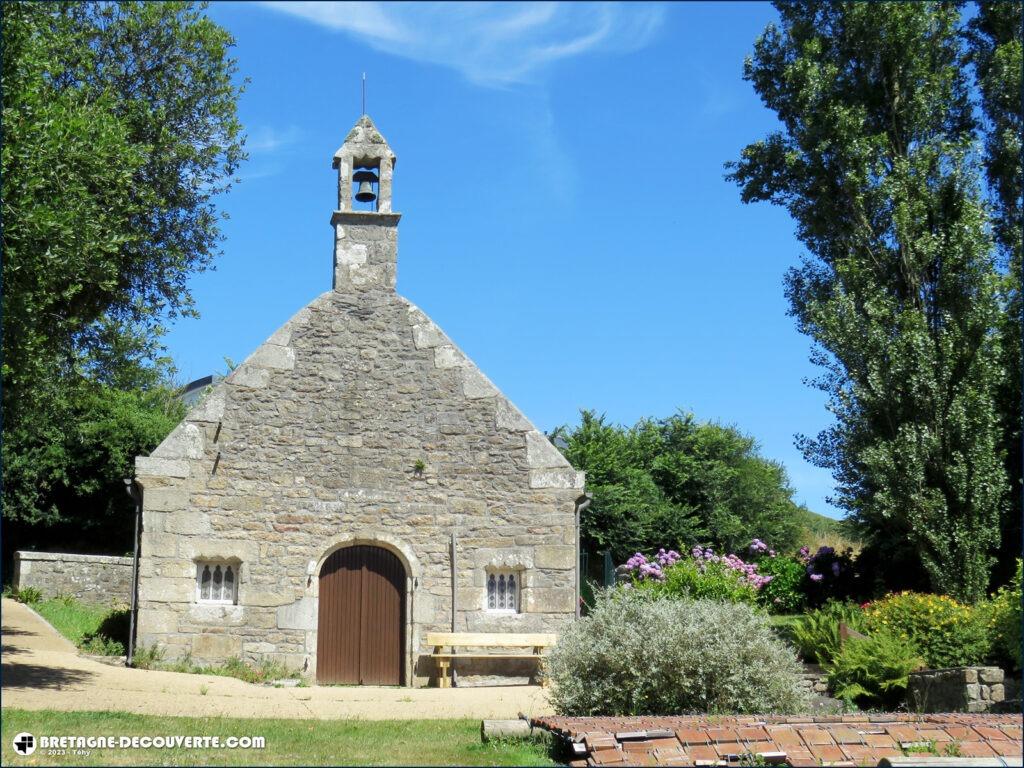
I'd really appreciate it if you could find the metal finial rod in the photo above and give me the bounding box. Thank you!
[362,72,366,115]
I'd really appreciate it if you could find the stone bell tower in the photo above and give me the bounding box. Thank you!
[331,114,400,292]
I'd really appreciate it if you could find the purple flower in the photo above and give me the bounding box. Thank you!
[656,548,681,567]
[625,553,647,570]
[810,573,824,582]
[831,562,841,577]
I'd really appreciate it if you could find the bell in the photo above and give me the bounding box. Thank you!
[355,180,376,203]
[353,168,378,203]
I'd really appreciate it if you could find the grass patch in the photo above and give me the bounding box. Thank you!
[131,645,300,685]
[767,613,803,647]
[0,710,554,766]
[32,598,128,655]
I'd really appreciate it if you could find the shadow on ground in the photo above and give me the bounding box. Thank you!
[1,662,94,690]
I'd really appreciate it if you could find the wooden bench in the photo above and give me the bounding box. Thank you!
[425,632,557,688]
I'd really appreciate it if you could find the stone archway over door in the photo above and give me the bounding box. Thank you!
[317,545,406,685]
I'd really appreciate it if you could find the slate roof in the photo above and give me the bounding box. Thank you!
[532,713,1023,767]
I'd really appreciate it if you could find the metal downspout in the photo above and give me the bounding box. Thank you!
[574,493,592,619]
[124,478,143,666]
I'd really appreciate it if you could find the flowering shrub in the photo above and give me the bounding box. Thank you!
[547,588,809,715]
[756,556,807,613]
[799,546,859,606]
[625,544,776,604]
[862,592,989,669]
[981,559,1022,672]
[623,548,681,582]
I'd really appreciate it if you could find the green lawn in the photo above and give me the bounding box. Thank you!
[0,710,555,766]
[30,599,128,655]
[31,600,112,646]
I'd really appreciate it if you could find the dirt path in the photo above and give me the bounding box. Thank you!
[1,599,551,720]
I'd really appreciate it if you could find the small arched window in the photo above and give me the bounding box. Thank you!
[485,568,520,613]
[196,561,239,605]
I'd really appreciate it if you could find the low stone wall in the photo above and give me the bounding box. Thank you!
[799,663,829,696]
[908,666,1006,713]
[13,551,133,605]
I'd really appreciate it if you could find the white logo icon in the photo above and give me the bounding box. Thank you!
[13,732,36,755]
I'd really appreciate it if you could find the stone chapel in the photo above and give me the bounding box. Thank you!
[133,115,585,686]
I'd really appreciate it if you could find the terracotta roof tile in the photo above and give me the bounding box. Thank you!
[686,744,718,763]
[992,740,1024,757]
[675,728,709,745]
[864,732,897,747]
[800,727,835,745]
[704,727,739,743]
[587,747,625,765]
[712,741,747,757]
[839,743,881,766]
[974,724,1010,740]
[942,725,974,740]
[830,728,865,745]
[809,743,846,762]
[531,713,1022,767]
[736,725,769,741]
[884,725,922,742]
[766,726,805,747]
[958,741,998,758]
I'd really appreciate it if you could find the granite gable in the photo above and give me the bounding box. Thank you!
[133,115,584,686]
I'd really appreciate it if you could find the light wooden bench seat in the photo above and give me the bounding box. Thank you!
[425,632,557,688]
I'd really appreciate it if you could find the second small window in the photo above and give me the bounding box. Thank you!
[486,568,520,613]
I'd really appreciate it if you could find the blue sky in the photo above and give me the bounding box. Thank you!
[165,2,842,518]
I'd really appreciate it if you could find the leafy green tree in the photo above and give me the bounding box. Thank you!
[728,2,1007,602]
[553,410,805,561]
[968,2,1022,588]
[1,2,244,549]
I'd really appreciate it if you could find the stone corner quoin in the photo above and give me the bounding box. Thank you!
[133,113,584,687]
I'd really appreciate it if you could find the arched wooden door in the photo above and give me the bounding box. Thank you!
[317,545,406,685]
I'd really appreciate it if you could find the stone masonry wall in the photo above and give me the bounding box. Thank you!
[908,666,1007,712]
[13,551,132,605]
[135,287,583,686]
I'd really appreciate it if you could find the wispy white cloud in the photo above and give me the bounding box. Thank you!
[262,2,665,86]
[246,124,303,154]
[238,125,303,183]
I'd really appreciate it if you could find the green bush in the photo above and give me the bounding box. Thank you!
[130,644,165,669]
[80,634,126,656]
[9,586,43,604]
[791,601,868,664]
[637,558,759,604]
[827,632,925,709]
[757,556,807,613]
[547,588,808,715]
[984,559,1022,672]
[863,592,989,669]
[80,609,130,656]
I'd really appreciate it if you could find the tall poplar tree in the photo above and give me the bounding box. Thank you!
[968,1,1023,587]
[728,2,1007,602]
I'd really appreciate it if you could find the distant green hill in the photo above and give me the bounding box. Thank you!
[793,505,861,551]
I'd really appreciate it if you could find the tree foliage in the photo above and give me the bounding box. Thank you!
[553,410,806,560]
[728,2,1010,602]
[968,1,1023,588]
[1,2,244,550]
